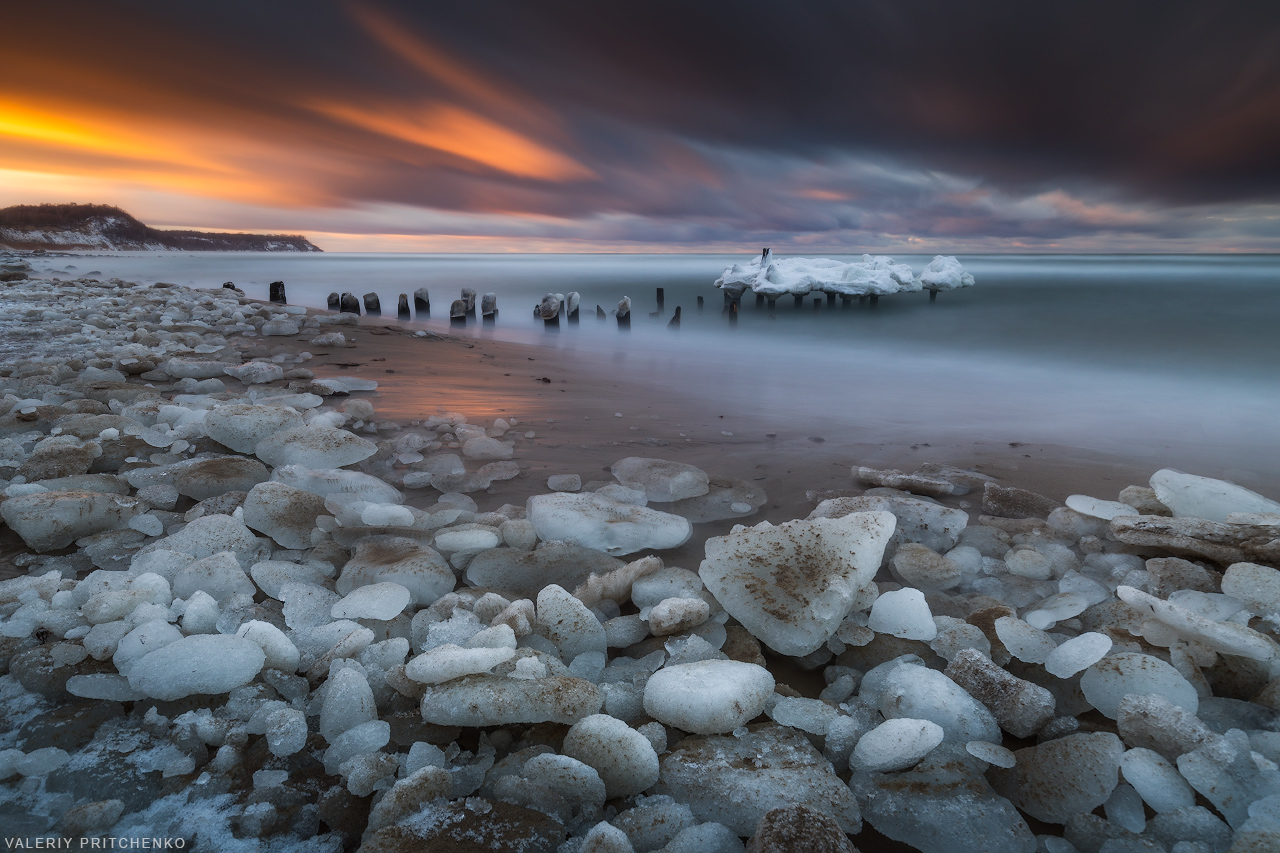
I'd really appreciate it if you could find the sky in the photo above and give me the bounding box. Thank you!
[3,0,1280,253]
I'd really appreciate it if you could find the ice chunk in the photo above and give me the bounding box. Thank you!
[404,643,516,683]
[918,255,976,292]
[1116,585,1277,661]
[966,740,1016,768]
[643,659,774,734]
[563,713,660,799]
[468,543,623,600]
[273,464,402,504]
[241,481,325,549]
[611,457,710,502]
[1120,748,1196,813]
[320,667,377,742]
[332,581,411,621]
[1080,652,1199,719]
[536,584,607,660]
[462,436,514,460]
[434,526,501,553]
[66,673,145,701]
[337,536,454,606]
[990,732,1123,824]
[879,662,1001,743]
[235,620,300,672]
[127,634,266,700]
[660,725,860,836]
[419,674,603,725]
[547,474,581,492]
[1150,468,1280,522]
[994,616,1057,664]
[1044,632,1113,677]
[892,543,963,590]
[1222,562,1280,617]
[224,361,284,384]
[808,494,967,562]
[204,403,304,454]
[699,512,895,656]
[153,513,264,566]
[852,718,944,772]
[868,588,937,641]
[527,492,692,555]
[1066,494,1139,520]
[1,490,142,551]
[255,424,376,469]
[173,551,255,601]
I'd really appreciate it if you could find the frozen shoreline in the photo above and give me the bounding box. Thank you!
[0,267,1278,851]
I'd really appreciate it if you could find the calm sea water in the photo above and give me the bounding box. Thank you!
[47,252,1280,486]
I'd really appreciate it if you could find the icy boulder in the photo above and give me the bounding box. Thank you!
[699,511,895,656]
[255,424,376,469]
[1150,468,1280,522]
[151,456,269,500]
[1,490,142,551]
[337,536,454,606]
[241,481,325,549]
[660,725,860,836]
[273,464,402,505]
[852,718,944,772]
[465,544,624,599]
[715,255,907,299]
[643,660,774,734]
[537,584,607,660]
[126,635,266,700]
[611,457,711,503]
[405,643,515,684]
[224,361,285,384]
[917,256,976,292]
[150,513,265,567]
[527,492,692,556]
[419,674,604,725]
[204,403,304,454]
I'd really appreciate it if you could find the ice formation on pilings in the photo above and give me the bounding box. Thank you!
[714,252,974,301]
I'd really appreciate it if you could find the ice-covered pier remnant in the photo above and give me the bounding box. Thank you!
[714,252,974,306]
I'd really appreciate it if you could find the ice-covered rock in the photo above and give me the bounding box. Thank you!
[715,254,910,299]
[419,674,603,725]
[852,718,944,772]
[1151,468,1280,522]
[204,403,304,454]
[699,512,895,656]
[527,492,692,556]
[255,424,376,469]
[563,713,660,799]
[1,490,142,551]
[660,725,860,836]
[127,634,266,700]
[611,457,710,503]
[643,660,774,734]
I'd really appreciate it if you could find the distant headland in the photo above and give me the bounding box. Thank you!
[0,203,321,252]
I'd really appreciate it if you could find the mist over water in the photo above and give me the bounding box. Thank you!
[60,252,1280,486]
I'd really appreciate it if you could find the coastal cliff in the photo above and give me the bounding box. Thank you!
[0,203,321,252]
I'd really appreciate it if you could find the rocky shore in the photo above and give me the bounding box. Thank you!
[0,259,1277,852]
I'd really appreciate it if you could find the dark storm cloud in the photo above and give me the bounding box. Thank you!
[4,0,1280,248]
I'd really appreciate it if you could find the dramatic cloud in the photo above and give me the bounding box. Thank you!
[2,0,1279,250]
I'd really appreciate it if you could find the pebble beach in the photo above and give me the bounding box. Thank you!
[0,257,1278,852]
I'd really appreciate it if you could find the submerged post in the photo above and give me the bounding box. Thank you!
[616,296,631,330]
[667,306,681,328]
[793,294,804,308]
[481,292,498,317]
[596,304,606,320]
[697,295,704,310]
[363,292,381,315]
[397,293,410,319]
[462,288,477,317]
[767,297,776,310]
[929,290,938,303]
[449,299,467,326]
[269,281,286,304]
[327,292,340,311]
[814,298,822,310]
[414,287,431,317]
[755,293,765,308]
[340,292,360,314]
[826,293,836,307]
[869,295,879,308]
[656,287,664,309]
[566,292,580,324]
[729,301,738,323]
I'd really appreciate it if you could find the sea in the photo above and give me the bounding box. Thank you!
[43,252,1280,490]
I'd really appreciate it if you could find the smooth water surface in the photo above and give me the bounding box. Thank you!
[47,252,1280,483]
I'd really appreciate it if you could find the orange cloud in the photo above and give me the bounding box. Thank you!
[314,101,594,181]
